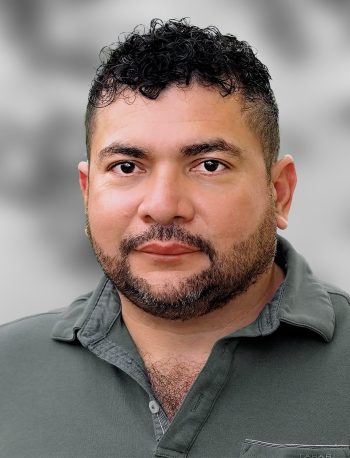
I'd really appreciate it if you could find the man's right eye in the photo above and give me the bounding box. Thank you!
[111,161,137,174]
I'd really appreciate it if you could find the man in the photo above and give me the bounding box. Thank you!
[1,18,349,458]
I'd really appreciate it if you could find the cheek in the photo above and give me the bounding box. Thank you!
[203,185,270,243]
[87,188,138,251]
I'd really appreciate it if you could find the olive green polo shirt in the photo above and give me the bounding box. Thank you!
[1,237,350,458]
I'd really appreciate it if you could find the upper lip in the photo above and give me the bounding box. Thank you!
[136,242,200,255]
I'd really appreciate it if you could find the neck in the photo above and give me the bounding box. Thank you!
[120,262,284,362]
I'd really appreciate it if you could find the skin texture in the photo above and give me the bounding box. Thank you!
[79,83,297,417]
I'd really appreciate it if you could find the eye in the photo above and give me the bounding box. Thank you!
[193,160,227,174]
[119,162,135,174]
[203,160,222,172]
[110,161,141,175]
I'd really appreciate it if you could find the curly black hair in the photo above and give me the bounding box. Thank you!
[85,18,279,170]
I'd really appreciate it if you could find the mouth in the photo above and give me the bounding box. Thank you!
[136,242,201,256]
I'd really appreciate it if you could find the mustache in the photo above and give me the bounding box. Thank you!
[119,224,216,260]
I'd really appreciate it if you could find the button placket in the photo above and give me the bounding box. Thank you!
[149,398,170,441]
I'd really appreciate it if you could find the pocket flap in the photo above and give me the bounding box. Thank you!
[240,440,350,457]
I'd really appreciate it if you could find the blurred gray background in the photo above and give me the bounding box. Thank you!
[1,0,349,325]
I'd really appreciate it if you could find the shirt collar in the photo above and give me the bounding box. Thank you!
[51,276,117,342]
[51,236,335,344]
[275,236,335,342]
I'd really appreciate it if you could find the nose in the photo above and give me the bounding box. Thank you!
[137,170,195,225]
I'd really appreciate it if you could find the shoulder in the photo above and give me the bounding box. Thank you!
[323,282,350,306]
[0,310,74,372]
[0,310,71,392]
[0,309,65,343]
[316,281,350,345]
[0,298,94,388]
[321,281,350,327]
[0,289,94,346]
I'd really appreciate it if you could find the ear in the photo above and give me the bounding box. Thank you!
[78,161,89,207]
[271,155,297,230]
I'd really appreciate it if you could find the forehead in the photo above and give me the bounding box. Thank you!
[89,84,263,160]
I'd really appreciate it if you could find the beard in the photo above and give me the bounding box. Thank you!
[86,200,277,321]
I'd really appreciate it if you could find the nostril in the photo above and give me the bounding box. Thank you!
[138,199,195,225]
[137,176,195,224]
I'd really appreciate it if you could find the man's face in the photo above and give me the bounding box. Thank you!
[80,84,279,320]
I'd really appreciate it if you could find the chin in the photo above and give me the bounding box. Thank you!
[136,272,196,291]
[142,275,189,291]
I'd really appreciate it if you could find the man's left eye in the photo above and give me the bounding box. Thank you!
[118,162,136,174]
[196,160,226,173]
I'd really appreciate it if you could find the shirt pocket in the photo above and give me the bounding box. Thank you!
[240,439,350,458]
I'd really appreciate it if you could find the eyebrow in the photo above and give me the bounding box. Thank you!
[97,139,243,163]
[180,139,243,158]
[97,144,148,162]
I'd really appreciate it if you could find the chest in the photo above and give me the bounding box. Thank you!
[144,357,206,419]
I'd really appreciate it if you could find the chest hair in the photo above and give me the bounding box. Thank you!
[145,357,206,420]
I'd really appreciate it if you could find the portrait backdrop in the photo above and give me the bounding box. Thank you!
[1,0,349,324]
